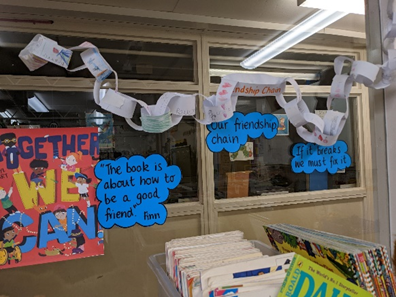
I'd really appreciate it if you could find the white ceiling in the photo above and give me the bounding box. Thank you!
[0,0,365,34]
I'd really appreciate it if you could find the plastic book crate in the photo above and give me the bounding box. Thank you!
[147,240,280,297]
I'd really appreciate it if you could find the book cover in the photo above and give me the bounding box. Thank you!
[278,254,372,297]
[264,225,362,287]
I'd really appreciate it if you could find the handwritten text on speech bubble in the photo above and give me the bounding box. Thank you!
[95,154,181,228]
[206,112,278,153]
[291,141,351,174]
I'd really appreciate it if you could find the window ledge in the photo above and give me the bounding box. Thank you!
[214,187,367,212]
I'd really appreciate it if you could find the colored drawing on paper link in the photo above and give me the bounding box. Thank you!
[291,141,351,174]
[206,112,278,153]
[0,127,104,269]
[94,154,181,229]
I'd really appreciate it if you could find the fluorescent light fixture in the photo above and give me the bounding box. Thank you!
[298,0,365,15]
[0,110,12,118]
[210,68,319,80]
[240,10,347,69]
[28,96,49,113]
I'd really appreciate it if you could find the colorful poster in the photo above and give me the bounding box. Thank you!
[0,127,104,269]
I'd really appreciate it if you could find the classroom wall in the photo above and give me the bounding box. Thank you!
[217,199,368,245]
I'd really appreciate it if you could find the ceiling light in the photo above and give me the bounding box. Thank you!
[298,0,365,15]
[240,10,347,70]
[0,110,12,118]
[210,68,319,80]
[28,96,49,113]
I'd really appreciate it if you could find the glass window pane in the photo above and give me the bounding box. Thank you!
[213,95,357,199]
[0,31,195,82]
[0,90,198,203]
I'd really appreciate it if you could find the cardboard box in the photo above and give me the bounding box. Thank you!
[226,171,251,198]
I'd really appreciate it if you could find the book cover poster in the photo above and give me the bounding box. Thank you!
[0,127,104,269]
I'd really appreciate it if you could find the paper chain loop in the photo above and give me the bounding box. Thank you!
[18,10,396,146]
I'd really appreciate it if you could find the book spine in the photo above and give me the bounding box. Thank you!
[278,254,297,296]
[369,249,390,297]
[349,253,368,291]
[357,252,377,295]
[379,247,396,297]
[363,251,387,297]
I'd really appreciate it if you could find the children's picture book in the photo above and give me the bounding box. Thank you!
[0,127,104,269]
[278,253,373,297]
[264,223,396,297]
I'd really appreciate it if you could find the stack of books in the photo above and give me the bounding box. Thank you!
[264,223,396,297]
[165,231,294,297]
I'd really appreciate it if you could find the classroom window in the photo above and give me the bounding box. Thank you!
[213,95,357,199]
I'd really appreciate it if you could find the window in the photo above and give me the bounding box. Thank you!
[0,32,195,82]
[213,95,357,199]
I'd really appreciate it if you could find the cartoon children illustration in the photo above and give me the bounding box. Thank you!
[68,227,85,254]
[60,151,82,172]
[29,159,48,190]
[53,205,67,231]
[74,173,92,207]
[0,225,22,264]
[88,155,100,190]
[0,132,22,173]
[0,186,18,214]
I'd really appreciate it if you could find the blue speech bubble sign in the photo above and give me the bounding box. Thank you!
[206,112,278,153]
[291,141,351,174]
[94,154,182,228]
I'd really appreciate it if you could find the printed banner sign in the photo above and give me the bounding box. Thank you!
[0,127,104,269]
[94,154,181,229]
[291,141,351,174]
[206,112,278,153]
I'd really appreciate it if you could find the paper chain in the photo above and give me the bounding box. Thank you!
[18,7,396,146]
